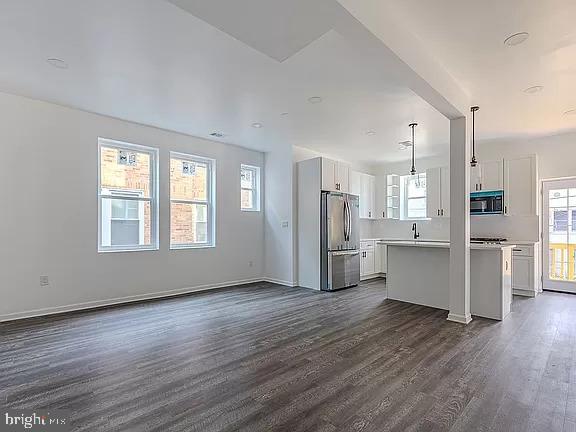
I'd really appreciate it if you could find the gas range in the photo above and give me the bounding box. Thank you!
[471,237,508,245]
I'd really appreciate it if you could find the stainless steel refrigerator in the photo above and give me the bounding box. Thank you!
[320,191,360,291]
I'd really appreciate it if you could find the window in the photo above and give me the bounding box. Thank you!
[401,173,427,220]
[98,139,158,252]
[553,210,569,232]
[241,164,260,211]
[170,152,215,248]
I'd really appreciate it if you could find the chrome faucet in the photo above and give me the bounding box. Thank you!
[412,223,420,240]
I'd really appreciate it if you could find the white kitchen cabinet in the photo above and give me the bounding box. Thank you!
[375,176,387,219]
[504,155,537,216]
[321,158,350,193]
[359,173,376,219]
[361,250,375,276]
[349,170,361,196]
[426,167,450,218]
[360,240,376,278]
[511,244,538,297]
[471,160,504,192]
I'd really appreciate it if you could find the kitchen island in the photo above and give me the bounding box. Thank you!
[380,240,515,321]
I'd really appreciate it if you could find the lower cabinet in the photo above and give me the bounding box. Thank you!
[512,244,539,297]
[360,249,375,276]
[360,241,387,279]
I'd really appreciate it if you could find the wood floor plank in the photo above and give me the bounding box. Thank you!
[1,280,575,431]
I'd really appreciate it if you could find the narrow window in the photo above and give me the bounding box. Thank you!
[98,139,158,252]
[241,164,260,211]
[170,153,215,248]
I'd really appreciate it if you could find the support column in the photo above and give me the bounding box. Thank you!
[448,116,471,324]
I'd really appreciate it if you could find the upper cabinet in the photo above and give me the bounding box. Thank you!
[504,155,537,216]
[321,158,350,193]
[426,167,450,218]
[471,159,504,192]
[352,170,377,219]
[360,173,376,219]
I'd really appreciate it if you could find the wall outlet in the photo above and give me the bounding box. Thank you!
[39,276,50,287]
[281,221,289,228]
[248,261,254,267]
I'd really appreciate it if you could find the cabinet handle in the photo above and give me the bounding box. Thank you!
[513,249,522,252]
[480,183,482,190]
[441,209,444,216]
[382,212,385,218]
[437,209,440,216]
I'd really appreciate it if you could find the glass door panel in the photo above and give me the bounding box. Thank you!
[543,180,576,292]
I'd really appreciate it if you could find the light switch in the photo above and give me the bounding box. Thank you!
[281,221,289,228]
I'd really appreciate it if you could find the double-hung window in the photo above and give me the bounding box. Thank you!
[98,138,159,252]
[241,164,261,211]
[170,152,215,248]
[401,173,427,220]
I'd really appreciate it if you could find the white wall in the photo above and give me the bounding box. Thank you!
[264,143,295,285]
[0,92,265,319]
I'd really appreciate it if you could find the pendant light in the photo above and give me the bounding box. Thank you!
[409,123,417,175]
[470,106,479,167]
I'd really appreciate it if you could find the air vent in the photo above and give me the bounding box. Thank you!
[210,132,225,138]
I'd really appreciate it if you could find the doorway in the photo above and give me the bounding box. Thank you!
[543,178,576,293]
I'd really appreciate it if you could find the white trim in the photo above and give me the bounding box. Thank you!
[169,152,216,248]
[447,313,472,324]
[240,164,261,212]
[0,278,265,322]
[98,138,159,252]
[261,277,296,287]
[513,288,537,298]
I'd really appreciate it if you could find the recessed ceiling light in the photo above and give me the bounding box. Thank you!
[366,130,376,136]
[46,58,68,69]
[210,132,225,138]
[504,32,529,47]
[251,122,263,128]
[564,109,576,116]
[308,96,323,104]
[280,112,289,116]
[524,85,543,94]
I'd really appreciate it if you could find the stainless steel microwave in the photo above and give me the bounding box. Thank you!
[470,190,504,215]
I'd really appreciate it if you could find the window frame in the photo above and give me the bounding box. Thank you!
[169,151,216,250]
[98,138,159,253]
[401,172,428,221]
[240,164,261,212]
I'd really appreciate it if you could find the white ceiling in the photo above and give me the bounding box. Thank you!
[0,0,450,165]
[378,0,576,141]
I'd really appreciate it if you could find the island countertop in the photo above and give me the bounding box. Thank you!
[376,240,516,250]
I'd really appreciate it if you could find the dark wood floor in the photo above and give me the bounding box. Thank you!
[1,280,576,431]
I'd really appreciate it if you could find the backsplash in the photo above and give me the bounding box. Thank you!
[361,214,539,242]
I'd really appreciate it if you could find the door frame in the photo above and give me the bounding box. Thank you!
[542,177,576,293]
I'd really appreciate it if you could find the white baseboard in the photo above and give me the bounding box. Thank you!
[513,289,537,298]
[0,278,263,323]
[261,277,297,287]
[447,313,473,324]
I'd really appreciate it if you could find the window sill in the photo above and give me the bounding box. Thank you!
[241,208,261,212]
[171,244,215,250]
[98,246,159,253]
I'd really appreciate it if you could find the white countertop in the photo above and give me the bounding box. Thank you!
[376,240,516,250]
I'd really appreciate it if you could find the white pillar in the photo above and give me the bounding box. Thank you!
[448,116,471,324]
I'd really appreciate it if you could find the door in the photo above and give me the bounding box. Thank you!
[349,170,361,196]
[543,178,576,293]
[346,194,360,250]
[321,158,337,191]
[440,166,450,217]
[512,256,532,292]
[326,193,346,251]
[470,165,482,192]
[504,156,536,216]
[327,250,360,290]
[480,160,503,191]
[426,167,441,218]
[337,162,350,193]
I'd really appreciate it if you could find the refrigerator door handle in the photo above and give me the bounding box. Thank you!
[347,199,352,243]
[343,199,349,242]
